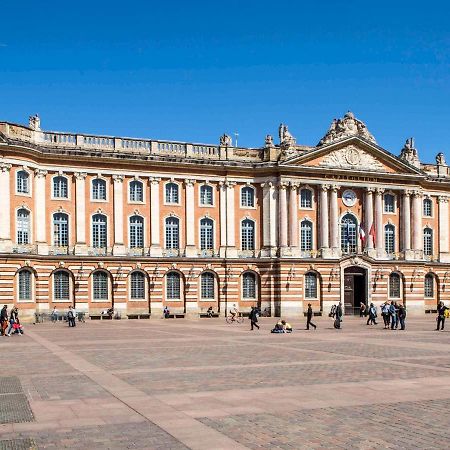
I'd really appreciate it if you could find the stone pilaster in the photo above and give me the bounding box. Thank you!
[225,181,237,257]
[288,183,299,255]
[374,188,384,258]
[329,184,340,258]
[149,177,162,256]
[185,179,197,257]
[219,181,227,257]
[438,196,450,262]
[0,163,12,252]
[278,182,289,255]
[112,175,126,255]
[412,190,423,258]
[364,187,375,256]
[319,184,330,257]
[34,169,48,254]
[402,190,413,259]
[74,172,88,255]
[261,181,277,257]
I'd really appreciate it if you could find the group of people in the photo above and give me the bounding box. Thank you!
[0,305,24,336]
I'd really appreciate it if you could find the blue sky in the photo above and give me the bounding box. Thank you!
[1,0,449,162]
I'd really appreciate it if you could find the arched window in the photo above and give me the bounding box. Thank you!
[201,272,215,299]
[129,180,143,202]
[18,270,32,301]
[17,170,29,194]
[200,185,213,206]
[93,271,109,300]
[241,219,255,250]
[424,273,434,298]
[242,272,256,299]
[166,271,181,299]
[424,227,433,256]
[300,220,313,251]
[241,186,255,208]
[305,272,318,298]
[384,194,395,213]
[200,218,214,250]
[92,179,107,200]
[53,176,68,198]
[53,213,69,247]
[129,215,144,248]
[17,209,30,245]
[389,273,401,298]
[165,217,179,249]
[385,224,395,254]
[92,214,107,248]
[341,214,357,254]
[300,189,312,208]
[423,198,432,217]
[165,183,179,204]
[54,270,70,301]
[130,272,145,300]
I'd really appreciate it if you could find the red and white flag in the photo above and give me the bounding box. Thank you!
[359,223,366,242]
[368,222,376,246]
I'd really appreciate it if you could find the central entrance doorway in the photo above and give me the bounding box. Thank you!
[343,266,367,315]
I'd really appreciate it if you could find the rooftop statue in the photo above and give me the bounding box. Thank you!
[278,123,296,147]
[318,111,376,146]
[399,138,421,168]
[219,133,232,147]
[265,134,274,148]
[28,114,41,131]
[436,152,446,166]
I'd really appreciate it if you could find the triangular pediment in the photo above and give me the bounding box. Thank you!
[281,137,423,176]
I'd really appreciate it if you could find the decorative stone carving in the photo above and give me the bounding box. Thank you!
[399,138,421,168]
[112,174,124,183]
[265,134,274,147]
[34,169,48,178]
[29,114,41,131]
[219,134,232,147]
[0,163,12,172]
[278,124,296,147]
[318,145,385,172]
[318,112,376,146]
[436,152,446,166]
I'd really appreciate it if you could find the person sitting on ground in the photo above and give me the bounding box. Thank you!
[163,306,170,319]
[207,306,214,318]
[229,304,238,321]
[271,320,284,333]
[281,320,292,333]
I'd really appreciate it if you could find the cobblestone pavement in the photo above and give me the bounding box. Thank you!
[1,316,450,449]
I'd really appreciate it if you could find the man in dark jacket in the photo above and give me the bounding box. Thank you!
[334,302,343,329]
[306,303,317,330]
[0,305,8,336]
[437,301,448,331]
[249,306,260,331]
[398,303,406,330]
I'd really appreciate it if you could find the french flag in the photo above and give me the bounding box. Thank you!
[359,223,366,242]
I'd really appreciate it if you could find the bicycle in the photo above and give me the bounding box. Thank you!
[226,314,244,324]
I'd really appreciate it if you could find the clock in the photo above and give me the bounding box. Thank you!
[342,189,357,207]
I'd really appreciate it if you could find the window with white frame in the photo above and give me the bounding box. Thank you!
[241,186,255,208]
[384,224,395,254]
[92,214,107,248]
[200,185,213,206]
[300,219,313,251]
[424,274,434,298]
[389,273,401,298]
[18,270,32,301]
[201,272,215,299]
[423,198,432,217]
[241,219,255,250]
[341,214,357,254]
[131,272,145,300]
[424,227,433,256]
[384,193,395,213]
[54,270,70,301]
[129,180,143,202]
[165,217,179,249]
[300,189,312,208]
[53,176,68,198]
[92,178,107,200]
[93,271,109,300]
[200,218,214,250]
[17,209,30,245]
[165,183,179,204]
[53,213,69,247]
[16,171,29,194]
[166,271,181,299]
[305,272,318,298]
[242,272,256,299]
[129,215,144,248]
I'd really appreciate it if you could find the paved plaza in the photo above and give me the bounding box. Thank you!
[1,316,450,449]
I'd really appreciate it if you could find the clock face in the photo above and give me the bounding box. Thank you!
[342,189,357,207]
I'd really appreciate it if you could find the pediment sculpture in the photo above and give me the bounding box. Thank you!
[399,138,421,168]
[318,145,386,172]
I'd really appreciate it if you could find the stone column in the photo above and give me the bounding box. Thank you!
[74,172,88,255]
[319,184,330,254]
[149,177,162,256]
[112,175,125,255]
[374,188,384,256]
[185,179,196,256]
[330,184,340,255]
[219,181,227,257]
[0,163,12,252]
[412,190,423,255]
[402,190,412,257]
[365,188,375,254]
[438,196,450,262]
[278,182,288,252]
[289,183,299,253]
[261,181,277,257]
[34,169,48,254]
[226,181,237,257]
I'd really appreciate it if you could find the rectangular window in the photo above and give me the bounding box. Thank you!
[384,194,395,213]
[19,271,31,301]
[201,274,215,299]
[131,274,145,299]
[167,274,180,299]
[93,273,108,300]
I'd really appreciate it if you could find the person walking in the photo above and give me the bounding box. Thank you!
[398,302,406,330]
[334,302,343,329]
[1,305,8,336]
[381,302,390,329]
[67,306,76,327]
[366,303,378,325]
[6,306,19,336]
[436,301,448,331]
[306,303,317,330]
[359,302,366,318]
[249,306,260,331]
[389,301,397,330]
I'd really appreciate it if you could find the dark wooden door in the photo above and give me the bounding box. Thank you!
[344,274,354,314]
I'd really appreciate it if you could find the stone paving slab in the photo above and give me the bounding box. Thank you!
[0,438,37,450]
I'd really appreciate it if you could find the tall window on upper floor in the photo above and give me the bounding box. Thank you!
[341,214,357,254]
[16,171,29,194]
[92,179,107,200]
[201,272,215,299]
[384,193,395,213]
[53,176,68,198]
[129,180,143,202]
[93,271,109,301]
[389,273,401,298]
[129,216,144,248]
[53,213,69,247]
[18,269,32,301]
[165,217,179,249]
[241,219,255,251]
[423,198,432,217]
[92,214,107,248]
[17,209,30,245]
[200,185,213,206]
[54,270,70,301]
[424,273,434,298]
[166,271,181,300]
[304,272,318,299]
[242,272,257,299]
[300,219,313,252]
[300,189,312,209]
[165,183,179,204]
[384,224,395,254]
[241,186,255,208]
[130,272,145,300]
[424,227,433,256]
[200,218,214,250]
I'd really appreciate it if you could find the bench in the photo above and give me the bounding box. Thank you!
[89,314,112,320]
[127,314,151,319]
[303,311,323,317]
[425,309,438,314]
[199,312,220,318]
[166,313,185,319]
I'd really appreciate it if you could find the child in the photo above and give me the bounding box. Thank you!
[12,318,23,335]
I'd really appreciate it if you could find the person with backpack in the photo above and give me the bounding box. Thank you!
[366,303,378,325]
[334,302,343,329]
[67,306,76,327]
[436,301,448,331]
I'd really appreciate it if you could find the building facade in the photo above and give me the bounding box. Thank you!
[1,112,449,320]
